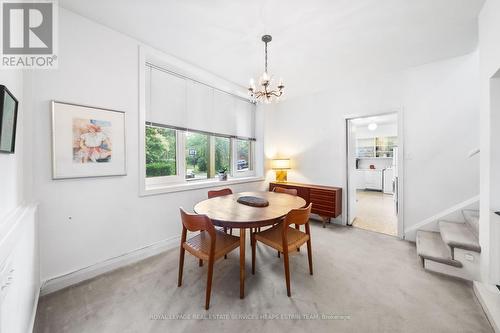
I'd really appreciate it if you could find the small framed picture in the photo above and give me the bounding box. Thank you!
[0,85,19,154]
[51,101,127,179]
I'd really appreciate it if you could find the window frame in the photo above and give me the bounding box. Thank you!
[232,138,255,178]
[145,127,185,186]
[212,135,232,178]
[139,46,261,196]
[184,131,210,182]
[144,125,256,187]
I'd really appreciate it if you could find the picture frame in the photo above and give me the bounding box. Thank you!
[0,85,19,154]
[51,101,127,179]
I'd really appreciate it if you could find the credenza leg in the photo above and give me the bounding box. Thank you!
[321,216,330,228]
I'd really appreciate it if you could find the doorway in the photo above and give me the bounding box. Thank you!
[346,113,402,237]
[489,70,500,284]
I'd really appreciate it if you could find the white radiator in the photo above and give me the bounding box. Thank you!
[0,205,39,333]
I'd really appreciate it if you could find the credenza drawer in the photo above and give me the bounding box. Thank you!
[310,202,334,212]
[311,201,334,212]
[310,193,334,204]
[310,188,335,197]
[312,207,336,217]
[269,182,342,226]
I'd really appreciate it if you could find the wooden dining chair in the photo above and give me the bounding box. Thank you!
[208,188,233,235]
[272,186,298,196]
[251,203,313,297]
[177,208,240,309]
[271,186,300,256]
[208,188,233,199]
[249,187,294,242]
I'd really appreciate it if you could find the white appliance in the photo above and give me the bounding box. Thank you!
[383,168,394,194]
[392,147,399,214]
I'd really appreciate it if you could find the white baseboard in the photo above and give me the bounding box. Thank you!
[40,235,180,296]
[404,195,479,241]
[473,282,500,333]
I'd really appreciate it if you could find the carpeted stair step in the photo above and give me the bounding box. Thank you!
[416,230,462,268]
[438,220,481,253]
[462,209,479,238]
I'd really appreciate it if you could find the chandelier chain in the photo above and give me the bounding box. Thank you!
[265,41,268,73]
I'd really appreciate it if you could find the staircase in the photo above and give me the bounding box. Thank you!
[416,209,481,280]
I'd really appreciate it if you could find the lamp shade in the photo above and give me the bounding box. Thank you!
[271,158,291,170]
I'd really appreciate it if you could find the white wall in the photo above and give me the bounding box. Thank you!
[0,71,24,221]
[478,0,500,285]
[0,49,38,333]
[24,9,265,283]
[264,52,480,236]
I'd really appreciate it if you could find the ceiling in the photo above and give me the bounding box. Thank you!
[59,0,485,99]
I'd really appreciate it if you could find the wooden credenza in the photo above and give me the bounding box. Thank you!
[269,182,342,227]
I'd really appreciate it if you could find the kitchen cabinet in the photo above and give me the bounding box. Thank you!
[355,169,383,191]
[355,170,366,189]
[356,136,397,158]
[356,138,375,158]
[375,136,397,158]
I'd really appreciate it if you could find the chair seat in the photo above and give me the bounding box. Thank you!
[254,224,309,252]
[184,230,240,261]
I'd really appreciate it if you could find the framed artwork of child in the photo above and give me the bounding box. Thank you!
[51,101,126,179]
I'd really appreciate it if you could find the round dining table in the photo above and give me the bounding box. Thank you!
[194,191,306,298]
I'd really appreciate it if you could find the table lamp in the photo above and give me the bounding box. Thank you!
[271,158,290,182]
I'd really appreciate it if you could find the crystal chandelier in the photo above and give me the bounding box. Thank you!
[248,35,284,103]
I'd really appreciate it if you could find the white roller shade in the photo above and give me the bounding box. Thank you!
[234,97,254,139]
[212,89,236,136]
[186,80,213,133]
[147,66,187,128]
[146,64,255,139]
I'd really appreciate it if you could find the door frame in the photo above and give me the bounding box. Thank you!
[344,109,405,239]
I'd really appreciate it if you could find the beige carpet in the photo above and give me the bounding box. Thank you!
[34,223,492,333]
[353,190,398,236]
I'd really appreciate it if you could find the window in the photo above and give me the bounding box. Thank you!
[214,136,231,175]
[142,60,258,192]
[144,124,255,185]
[236,139,252,172]
[185,132,209,180]
[145,125,177,178]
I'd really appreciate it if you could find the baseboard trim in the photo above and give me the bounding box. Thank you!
[473,281,500,333]
[404,195,479,239]
[40,235,180,296]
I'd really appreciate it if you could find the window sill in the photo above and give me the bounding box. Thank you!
[140,176,265,196]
